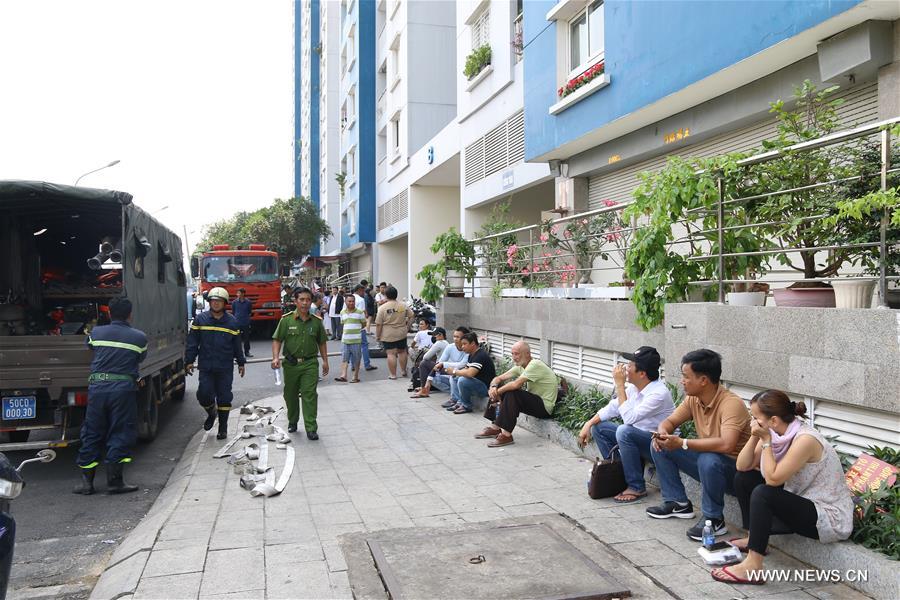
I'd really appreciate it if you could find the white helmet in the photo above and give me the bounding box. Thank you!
[207,287,229,302]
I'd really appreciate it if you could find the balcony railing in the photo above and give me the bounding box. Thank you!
[460,117,900,310]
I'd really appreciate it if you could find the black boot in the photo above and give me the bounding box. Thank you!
[203,405,217,431]
[72,467,96,495]
[217,412,229,440]
[106,462,139,494]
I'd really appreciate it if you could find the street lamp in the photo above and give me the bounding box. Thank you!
[74,160,121,186]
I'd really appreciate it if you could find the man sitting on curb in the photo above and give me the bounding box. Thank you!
[431,326,470,408]
[577,346,674,503]
[409,327,448,398]
[445,332,495,414]
[647,348,751,541]
[475,341,558,448]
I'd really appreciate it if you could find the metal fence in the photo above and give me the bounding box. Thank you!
[463,117,900,306]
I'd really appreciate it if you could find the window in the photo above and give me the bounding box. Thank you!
[348,87,356,122]
[391,118,400,155]
[349,202,357,235]
[471,7,490,49]
[569,1,603,74]
[348,147,356,179]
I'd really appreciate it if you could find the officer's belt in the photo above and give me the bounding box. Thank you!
[89,372,134,383]
[283,354,317,366]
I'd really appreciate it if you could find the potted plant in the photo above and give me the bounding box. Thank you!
[473,201,524,296]
[415,228,476,304]
[463,45,491,80]
[749,81,871,308]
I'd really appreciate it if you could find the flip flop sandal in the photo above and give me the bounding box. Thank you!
[727,538,768,555]
[409,392,429,398]
[334,377,348,382]
[613,490,648,503]
[710,566,765,586]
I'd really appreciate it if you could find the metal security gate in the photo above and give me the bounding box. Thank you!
[587,82,879,210]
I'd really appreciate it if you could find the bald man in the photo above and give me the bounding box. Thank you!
[475,341,559,447]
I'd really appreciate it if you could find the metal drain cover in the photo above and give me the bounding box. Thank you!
[366,523,631,600]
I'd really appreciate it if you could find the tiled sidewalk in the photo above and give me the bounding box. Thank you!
[95,379,867,600]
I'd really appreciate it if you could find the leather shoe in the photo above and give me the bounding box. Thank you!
[475,426,501,439]
[488,432,514,447]
[453,406,472,414]
[288,423,298,433]
[306,431,319,441]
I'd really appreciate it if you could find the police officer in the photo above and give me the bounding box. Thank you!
[185,287,246,440]
[271,287,329,439]
[74,298,147,495]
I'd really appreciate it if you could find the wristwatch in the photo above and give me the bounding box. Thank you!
[761,442,772,450]
[682,438,689,451]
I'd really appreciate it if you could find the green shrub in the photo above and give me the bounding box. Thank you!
[850,483,900,560]
[666,382,696,439]
[463,45,491,80]
[554,385,613,435]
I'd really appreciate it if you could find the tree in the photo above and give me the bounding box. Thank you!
[197,197,331,265]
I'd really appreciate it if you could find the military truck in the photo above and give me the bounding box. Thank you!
[0,181,188,451]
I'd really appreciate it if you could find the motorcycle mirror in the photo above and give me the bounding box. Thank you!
[0,453,24,499]
[37,449,56,463]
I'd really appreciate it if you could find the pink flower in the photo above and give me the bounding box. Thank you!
[563,229,572,239]
[550,225,559,235]
[506,244,518,257]
[581,218,589,225]
[539,233,549,243]
[601,199,617,207]
[521,267,530,275]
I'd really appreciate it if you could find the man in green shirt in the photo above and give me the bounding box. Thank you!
[475,341,558,448]
[271,287,329,439]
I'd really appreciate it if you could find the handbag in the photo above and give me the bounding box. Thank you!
[588,444,627,499]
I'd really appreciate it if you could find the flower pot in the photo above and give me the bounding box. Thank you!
[886,290,900,309]
[501,288,527,298]
[726,292,767,306]
[832,280,876,309]
[772,287,835,308]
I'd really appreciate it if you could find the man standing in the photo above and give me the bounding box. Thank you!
[577,346,674,503]
[446,332,496,414]
[74,298,147,495]
[375,282,388,305]
[232,288,253,358]
[272,287,329,439]
[647,349,751,541]
[375,286,413,379]
[185,287,246,440]
[335,293,365,383]
[353,283,377,372]
[475,341,558,447]
[328,285,343,340]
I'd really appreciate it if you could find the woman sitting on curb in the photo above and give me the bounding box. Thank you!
[712,389,853,585]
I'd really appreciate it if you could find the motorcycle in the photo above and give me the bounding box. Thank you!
[0,449,56,600]
[407,296,436,332]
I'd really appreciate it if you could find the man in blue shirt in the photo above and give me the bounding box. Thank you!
[74,298,148,495]
[231,287,253,357]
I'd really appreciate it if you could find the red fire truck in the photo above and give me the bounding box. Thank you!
[190,244,283,332]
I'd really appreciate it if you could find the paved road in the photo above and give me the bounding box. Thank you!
[7,333,400,599]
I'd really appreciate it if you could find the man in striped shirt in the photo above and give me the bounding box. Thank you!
[336,293,365,383]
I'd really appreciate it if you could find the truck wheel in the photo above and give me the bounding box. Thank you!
[137,381,160,442]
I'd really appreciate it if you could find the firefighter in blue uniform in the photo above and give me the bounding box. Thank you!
[185,287,246,439]
[73,298,147,495]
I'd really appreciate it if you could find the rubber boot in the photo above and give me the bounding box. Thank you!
[203,405,217,431]
[106,462,139,494]
[216,412,229,440]
[72,467,96,495]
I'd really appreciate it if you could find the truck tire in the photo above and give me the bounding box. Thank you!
[137,380,160,442]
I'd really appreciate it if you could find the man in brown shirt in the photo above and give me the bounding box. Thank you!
[375,286,413,380]
[646,349,751,542]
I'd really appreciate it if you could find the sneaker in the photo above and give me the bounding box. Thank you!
[365,365,378,371]
[646,500,695,520]
[440,400,456,408]
[446,403,461,411]
[686,516,728,541]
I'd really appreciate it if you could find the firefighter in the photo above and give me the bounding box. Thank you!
[73,297,147,495]
[271,287,329,439]
[185,287,246,440]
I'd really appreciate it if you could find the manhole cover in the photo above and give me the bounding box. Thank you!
[367,523,631,600]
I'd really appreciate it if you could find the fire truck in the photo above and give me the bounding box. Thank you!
[190,244,283,333]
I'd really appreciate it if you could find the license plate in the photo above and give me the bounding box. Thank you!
[2,396,37,420]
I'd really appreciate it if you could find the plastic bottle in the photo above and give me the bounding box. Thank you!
[273,366,282,386]
[702,519,715,549]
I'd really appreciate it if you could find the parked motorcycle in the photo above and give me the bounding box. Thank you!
[0,449,56,600]
[407,296,436,332]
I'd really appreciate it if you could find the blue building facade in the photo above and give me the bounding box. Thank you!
[294,0,321,255]
[339,0,377,252]
[523,0,868,162]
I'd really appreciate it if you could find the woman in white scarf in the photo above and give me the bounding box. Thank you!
[711,389,853,586]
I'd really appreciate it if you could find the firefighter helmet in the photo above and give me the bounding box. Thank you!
[207,287,229,302]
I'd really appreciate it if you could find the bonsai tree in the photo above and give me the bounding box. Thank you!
[415,228,476,304]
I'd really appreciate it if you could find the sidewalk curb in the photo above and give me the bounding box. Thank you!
[519,414,898,600]
[88,428,210,600]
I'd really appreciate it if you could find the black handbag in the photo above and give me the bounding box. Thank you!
[588,444,628,499]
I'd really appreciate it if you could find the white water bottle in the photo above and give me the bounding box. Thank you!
[273,366,282,385]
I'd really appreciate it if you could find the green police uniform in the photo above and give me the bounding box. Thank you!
[272,311,327,431]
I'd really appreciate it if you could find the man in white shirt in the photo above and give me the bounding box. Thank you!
[375,282,387,305]
[353,283,377,371]
[578,346,673,503]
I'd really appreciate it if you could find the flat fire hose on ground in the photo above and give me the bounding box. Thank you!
[215,404,295,497]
